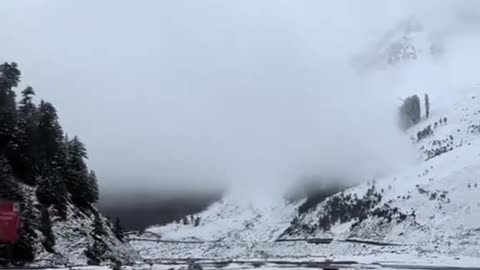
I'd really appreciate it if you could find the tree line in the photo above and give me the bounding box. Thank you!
[0,62,100,263]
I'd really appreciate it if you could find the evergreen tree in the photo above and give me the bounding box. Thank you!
[7,87,38,184]
[11,197,36,264]
[399,94,421,130]
[87,170,99,204]
[0,62,20,153]
[85,214,108,265]
[0,156,24,202]
[6,118,37,185]
[425,94,430,119]
[49,140,70,219]
[0,62,21,89]
[36,172,68,219]
[85,239,107,266]
[194,217,201,227]
[19,86,36,116]
[92,214,107,237]
[64,136,93,208]
[35,101,64,172]
[113,217,124,242]
[33,101,71,217]
[40,207,55,252]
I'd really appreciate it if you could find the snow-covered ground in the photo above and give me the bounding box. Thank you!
[145,195,298,243]
[130,84,480,267]
[22,256,480,270]
[127,15,480,268]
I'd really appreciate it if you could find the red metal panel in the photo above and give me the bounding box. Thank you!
[0,203,14,212]
[0,202,20,243]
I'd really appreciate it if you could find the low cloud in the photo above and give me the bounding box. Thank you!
[5,1,477,200]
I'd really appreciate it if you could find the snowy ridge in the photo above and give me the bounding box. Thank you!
[284,85,480,257]
[147,195,299,243]
[354,17,441,69]
[46,205,139,266]
[17,184,139,266]
[129,16,480,263]
[131,85,480,262]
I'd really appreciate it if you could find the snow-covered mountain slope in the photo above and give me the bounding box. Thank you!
[283,85,480,256]
[130,14,480,262]
[44,204,140,266]
[355,17,438,68]
[146,195,299,243]
[130,84,480,260]
[9,183,139,266]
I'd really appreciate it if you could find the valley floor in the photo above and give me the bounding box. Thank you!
[128,236,480,269]
[14,256,480,270]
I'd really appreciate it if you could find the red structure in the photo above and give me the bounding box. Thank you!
[0,201,20,243]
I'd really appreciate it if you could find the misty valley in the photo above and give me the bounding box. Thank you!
[3,1,480,270]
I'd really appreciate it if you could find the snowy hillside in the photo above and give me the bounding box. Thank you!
[130,84,480,261]
[282,85,480,256]
[18,184,139,266]
[146,195,298,243]
[129,14,480,263]
[354,16,442,69]
[47,205,139,266]
[0,61,140,267]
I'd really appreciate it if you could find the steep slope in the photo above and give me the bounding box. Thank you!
[0,62,139,266]
[146,195,298,243]
[130,15,480,262]
[354,17,442,69]
[1,179,139,266]
[131,85,480,261]
[282,85,480,256]
[47,204,139,266]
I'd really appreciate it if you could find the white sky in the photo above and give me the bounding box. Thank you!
[0,0,478,198]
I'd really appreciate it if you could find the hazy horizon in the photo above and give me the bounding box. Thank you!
[1,0,479,200]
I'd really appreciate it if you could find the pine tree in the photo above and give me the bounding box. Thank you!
[399,94,421,130]
[0,62,20,112]
[0,62,21,89]
[33,101,72,217]
[19,86,36,116]
[0,156,24,202]
[92,214,107,237]
[85,214,108,265]
[410,95,421,123]
[194,217,201,227]
[40,207,55,252]
[0,62,20,153]
[6,118,37,185]
[7,87,38,185]
[63,137,99,208]
[36,172,68,219]
[425,94,430,119]
[64,136,93,208]
[35,101,64,172]
[50,141,70,219]
[87,170,99,204]
[113,217,124,242]
[11,197,36,264]
[85,239,107,266]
